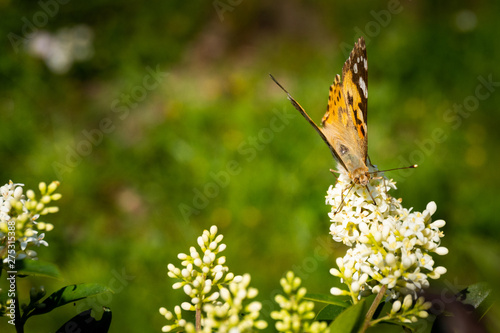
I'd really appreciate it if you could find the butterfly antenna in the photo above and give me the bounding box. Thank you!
[367,165,417,203]
[370,164,418,175]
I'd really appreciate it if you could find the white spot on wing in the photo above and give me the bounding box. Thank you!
[359,77,367,98]
[353,63,358,74]
[364,58,367,70]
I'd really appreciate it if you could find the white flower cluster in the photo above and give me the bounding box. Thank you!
[167,225,235,309]
[0,181,25,224]
[387,294,431,324]
[271,271,328,333]
[327,171,447,321]
[160,226,266,332]
[202,274,267,332]
[0,181,60,262]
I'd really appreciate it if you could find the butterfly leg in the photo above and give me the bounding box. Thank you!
[334,183,355,215]
[365,185,377,206]
[327,168,347,214]
[329,169,339,181]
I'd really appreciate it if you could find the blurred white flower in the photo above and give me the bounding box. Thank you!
[271,271,328,333]
[203,274,267,332]
[26,25,94,74]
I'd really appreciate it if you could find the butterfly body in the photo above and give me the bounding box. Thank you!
[271,37,371,187]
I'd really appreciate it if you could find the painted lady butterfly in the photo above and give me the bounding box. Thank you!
[271,37,371,187]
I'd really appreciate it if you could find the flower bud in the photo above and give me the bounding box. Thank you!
[330,287,343,295]
[391,300,401,313]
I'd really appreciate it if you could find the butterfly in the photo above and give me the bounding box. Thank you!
[270,37,372,190]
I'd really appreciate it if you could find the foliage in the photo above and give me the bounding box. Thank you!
[0,181,111,332]
[1,1,500,332]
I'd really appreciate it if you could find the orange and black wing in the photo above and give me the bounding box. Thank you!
[340,37,368,163]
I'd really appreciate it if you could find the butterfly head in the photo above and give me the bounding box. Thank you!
[350,166,370,186]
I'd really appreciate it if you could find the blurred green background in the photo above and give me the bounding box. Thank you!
[1,0,500,332]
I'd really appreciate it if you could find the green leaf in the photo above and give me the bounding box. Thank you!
[316,304,346,323]
[428,283,493,333]
[455,282,493,323]
[55,308,112,333]
[15,259,61,279]
[457,282,491,309]
[329,299,366,333]
[29,283,113,316]
[305,293,350,307]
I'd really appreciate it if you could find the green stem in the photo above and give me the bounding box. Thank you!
[347,283,358,304]
[359,284,387,333]
[370,315,391,326]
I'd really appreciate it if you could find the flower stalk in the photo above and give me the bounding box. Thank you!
[360,284,387,333]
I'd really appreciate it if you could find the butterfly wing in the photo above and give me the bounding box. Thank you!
[321,74,358,172]
[321,37,369,173]
[269,74,346,168]
[341,37,368,163]
[269,37,369,176]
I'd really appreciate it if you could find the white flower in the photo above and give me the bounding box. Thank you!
[1,181,60,262]
[160,227,266,332]
[203,274,266,332]
[26,25,94,74]
[272,271,328,333]
[327,170,447,311]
